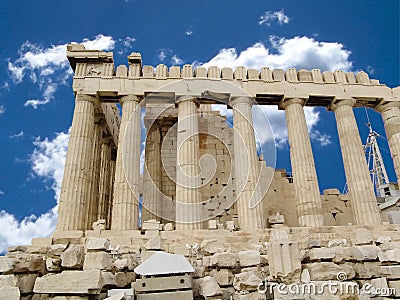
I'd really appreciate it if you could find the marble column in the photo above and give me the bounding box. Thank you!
[97,142,112,221]
[107,153,116,229]
[57,93,96,231]
[331,99,381,225]
[376,102,400,183]
[175,97,202,230]
[85,119,102,229]
[231,96,265,230]
[111,95,141,230]
[142,122,162,222]
[281,98,324,227]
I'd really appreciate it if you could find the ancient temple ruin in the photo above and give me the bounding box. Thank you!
[1,44,400,299]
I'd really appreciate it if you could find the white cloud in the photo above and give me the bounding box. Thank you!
[171,55,183,65]
[0,208,57,253]
[205,36,346,147]
[0,190,4,195]
[212,104,330,148]
[30,129,70,200]
[0,105,4,115]
[158,50,167,61]
[259,9,290,26]
[200,36,352,72]
[9,131,24,139]
[0,129,69,253]
[8,34,116,108]
[185,30,193,36]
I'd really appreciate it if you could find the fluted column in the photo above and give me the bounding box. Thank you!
[281,98,324,227]
[231,96,265,230]
[376,102,400,183]
[175,97,202,230]
[97,142,112,221]
[142,123,162,222]
[331,99,381,225]
[107,153,116,229]
[85,120,102,229]
[111,95,141,230]
[57,93,96,231]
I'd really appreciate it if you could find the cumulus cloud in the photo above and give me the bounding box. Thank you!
[204,36,346,147]
[30,129,70,200]
[171,55,183,65]
[8,34,117,108]
[259,9,290,26]
[0,129,70,253]
[0,208,57,253]
[201,36,352,72]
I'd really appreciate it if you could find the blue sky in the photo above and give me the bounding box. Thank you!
[0,0,398,252]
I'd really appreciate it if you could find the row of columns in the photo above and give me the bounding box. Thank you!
[57,94,116,231]
[57,92,400,232]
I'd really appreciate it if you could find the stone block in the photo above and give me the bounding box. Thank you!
[210,269,234,286]
[354,228,373,245]
[210,252,236,268]
[142,220,161,231]
[17,273,39,293]
[33,269,104,294]
[380,265,400,279]
[238,250,261,267]
[87,237,110,251]
[61,245,85,269]
[31,237,52,246]
[268,240,301,284]
[0,257,14,273]
[0,274,17,287]
[83,252,112,270]
[304,247,336,261]
[233,270,262,292]
[163,223,173,231]
[13,254,46,274]
[378,248,400,263]
[46,257,61,272]
[388,280,400,297]
[102,271,133,288]
[52,230,84,244]
[208,220,217,230]
[352,262,381,279]
[350,245,379,261]
[48,244,68,256]
[199,276,223,297]
[306,262,355,281]
[144,236,161,250]
[201,240,230,255]
[0,286,20,300]
[327,239,347,247]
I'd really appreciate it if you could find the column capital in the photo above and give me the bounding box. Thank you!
[229,96,254,107]
[375,100,400,113]
[279,98,305,110]
[76,93,97,103]
[176,95,200,106]
[120,94,141,104]
[329,99,356,111]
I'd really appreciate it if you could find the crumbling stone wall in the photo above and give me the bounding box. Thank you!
[2,225,400,299]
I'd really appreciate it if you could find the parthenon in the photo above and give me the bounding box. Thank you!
[3,44,400,299]
[56,43,400,232]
